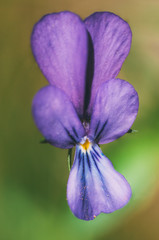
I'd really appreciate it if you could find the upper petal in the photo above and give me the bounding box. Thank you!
[84,12,132,114]
[32,85,86,149]
[88,78,139,144]
[31,11,88,118]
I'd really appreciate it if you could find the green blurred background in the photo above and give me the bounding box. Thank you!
[1,0,159,239]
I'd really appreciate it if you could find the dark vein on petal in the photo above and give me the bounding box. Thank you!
[86,151,91,171]
[94,120,100,137]
[78,149,82,169]
[81,152,93,220]
[95,120,108,142]
[72,127,78,140]
[90,151,101,175]
[91,146,101,160]
[90,151,108,194]
[81,152,86,215]
[63,126,76,144]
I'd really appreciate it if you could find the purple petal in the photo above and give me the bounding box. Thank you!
[88,78,139,144]
[84,12,132,114]
[31,11,88,118]
[32,85,86,148]
[67,143,131,220]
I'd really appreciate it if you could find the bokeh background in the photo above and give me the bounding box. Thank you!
[1,0,159,239]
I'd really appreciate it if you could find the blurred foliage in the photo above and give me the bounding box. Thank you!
[0,0,159,239]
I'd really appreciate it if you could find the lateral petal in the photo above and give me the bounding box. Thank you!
[32,85,86,148]
[88,78,139,144]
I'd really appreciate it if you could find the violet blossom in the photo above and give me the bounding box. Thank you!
[31,11,139,221]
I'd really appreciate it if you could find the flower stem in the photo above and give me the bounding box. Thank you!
[67,148,72,171]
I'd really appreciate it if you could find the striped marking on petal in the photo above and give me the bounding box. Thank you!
[67,142,132,221]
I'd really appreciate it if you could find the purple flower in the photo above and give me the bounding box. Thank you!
[31,11,139,221]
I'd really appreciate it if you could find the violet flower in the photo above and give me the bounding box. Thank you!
[31,11,139,221]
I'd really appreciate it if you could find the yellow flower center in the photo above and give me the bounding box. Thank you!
[80,138,90,151]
